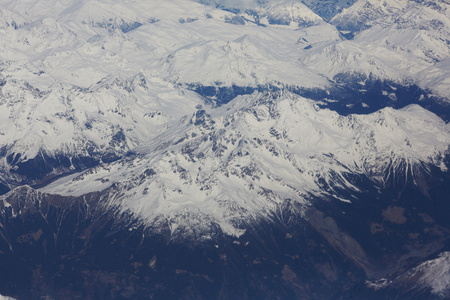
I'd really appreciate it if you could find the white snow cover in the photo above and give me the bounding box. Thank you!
[0,0,448,168]
[0,0,331,88]
[416,252,450,297]
[41,92,450,236]
[331,0,409,27]
[0,0,449,236]
[194,0,323,23]
[0,68,203,159]
[0,0,334,169]
[0,0,447,95]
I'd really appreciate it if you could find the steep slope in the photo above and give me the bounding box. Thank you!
[40,92,450,237]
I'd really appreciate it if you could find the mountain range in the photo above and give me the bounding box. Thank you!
[0,0,450,299]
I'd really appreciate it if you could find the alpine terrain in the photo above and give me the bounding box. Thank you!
[0,0,450,299]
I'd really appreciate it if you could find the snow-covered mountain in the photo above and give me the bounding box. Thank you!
[1,0,449,187]
[39,92,450,237]
[306,0,450,96]
[0,0,450,299]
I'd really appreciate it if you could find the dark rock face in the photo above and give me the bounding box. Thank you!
[301,0,359,22]
[1,152,100,194]
[91,20,143,33]
[10,152,98,181]
[1,144,127,194]
[0,162,449,299]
